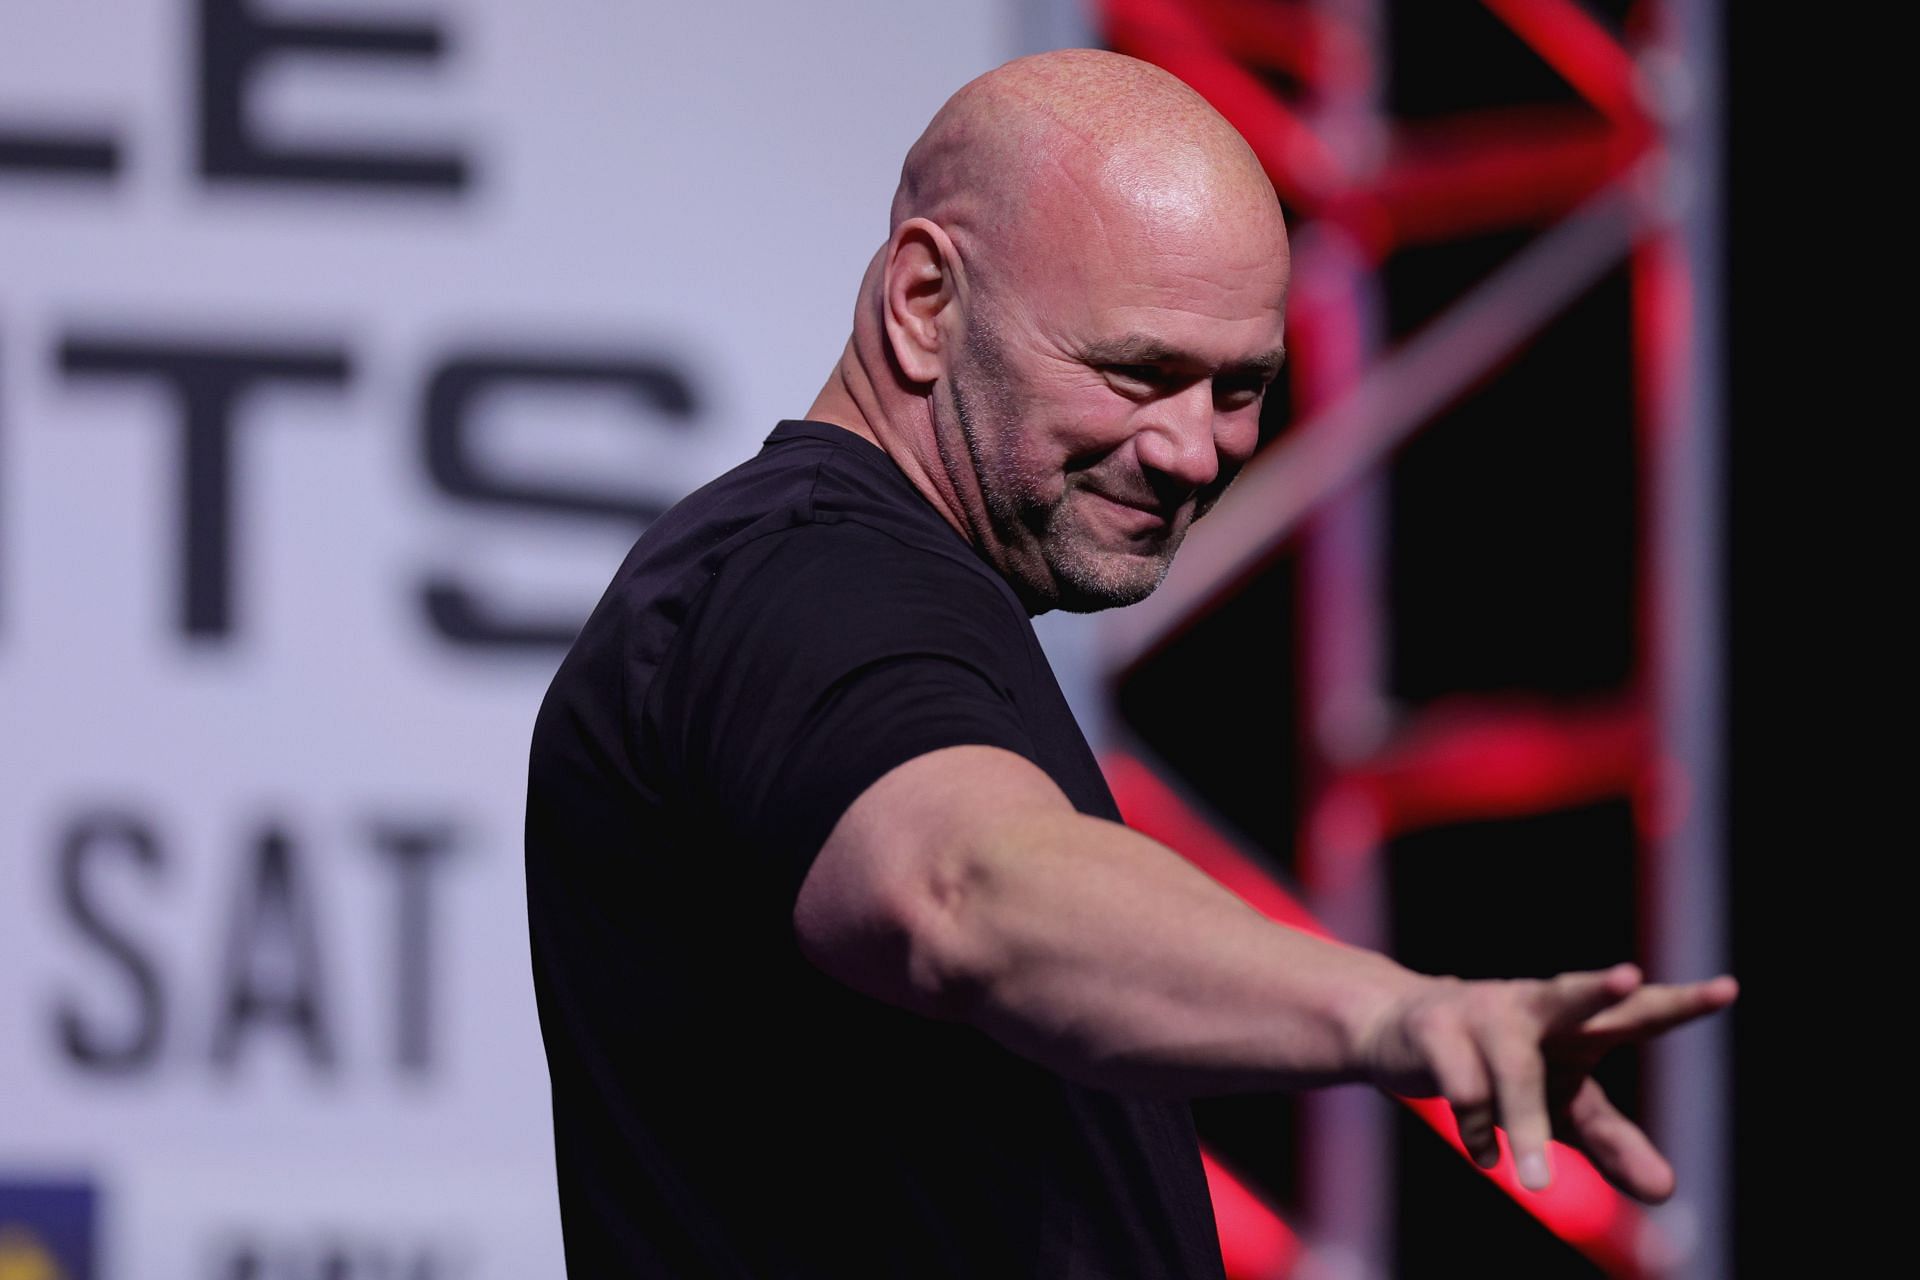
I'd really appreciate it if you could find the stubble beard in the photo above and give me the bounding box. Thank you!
[947,313,1178,615]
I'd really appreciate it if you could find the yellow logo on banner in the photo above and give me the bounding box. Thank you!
[0,1225,63,1280]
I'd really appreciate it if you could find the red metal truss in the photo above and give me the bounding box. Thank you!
[1481,0,1646,123]
[1341,696,1648,837]
[1095,0,1728,1276]
[1203,1150,1306,1280]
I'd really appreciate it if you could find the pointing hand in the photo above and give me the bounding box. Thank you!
[1357,963,1739,1202]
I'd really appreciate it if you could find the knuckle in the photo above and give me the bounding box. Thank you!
[1522,975,1563,1013]
[1404,1001,1455,1046]
[1463,978,1524,1021]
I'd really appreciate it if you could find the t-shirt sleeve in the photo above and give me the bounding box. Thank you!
[650,521,1039,907]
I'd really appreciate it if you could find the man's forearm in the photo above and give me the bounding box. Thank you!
[932,808,1427,1097]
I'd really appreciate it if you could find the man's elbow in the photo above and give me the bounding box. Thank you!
[790,744,1071,1025]
[792,829,1001,1024]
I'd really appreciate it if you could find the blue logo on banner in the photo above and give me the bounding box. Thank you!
[0,1180,97,1280]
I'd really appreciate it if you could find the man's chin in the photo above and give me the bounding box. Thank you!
[1045,550,1174,614]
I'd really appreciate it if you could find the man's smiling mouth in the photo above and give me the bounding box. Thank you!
[1088,489,1175,529]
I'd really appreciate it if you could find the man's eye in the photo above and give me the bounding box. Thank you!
[1109,364,1164,387]
[1215,378,1267,408]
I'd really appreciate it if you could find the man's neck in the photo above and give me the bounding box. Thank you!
[805,346,975,551]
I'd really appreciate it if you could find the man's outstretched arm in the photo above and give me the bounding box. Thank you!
[793,743,1737,1205]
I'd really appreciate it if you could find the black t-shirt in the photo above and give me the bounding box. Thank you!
[526,419,1225,1277]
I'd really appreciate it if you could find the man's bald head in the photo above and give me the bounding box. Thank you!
[889,49,1284,302]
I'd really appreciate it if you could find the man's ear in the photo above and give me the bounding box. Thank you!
[882,217,959,385]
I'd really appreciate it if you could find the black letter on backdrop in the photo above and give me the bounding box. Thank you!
[370,821,460,1073]
[56,813,167,1072]
[210,823,336,1072]
[198,0,468,189]
[59,337,350,640]
[420,354,696,649]
[0,128,120,178]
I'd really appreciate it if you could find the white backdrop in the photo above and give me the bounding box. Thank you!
[0,3,1025,1275]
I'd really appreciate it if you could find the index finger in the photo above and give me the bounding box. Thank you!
[1575,974,1739,1046]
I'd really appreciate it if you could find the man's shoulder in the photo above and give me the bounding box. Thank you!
[568,423,1026,670]
[630,421,984,580]
[701,516,1026,649]
[659,423,1021,615]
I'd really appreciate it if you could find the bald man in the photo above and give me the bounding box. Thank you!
[526,49,1735,1277]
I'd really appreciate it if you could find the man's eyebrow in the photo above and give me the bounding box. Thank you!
[1082,335,1288,379]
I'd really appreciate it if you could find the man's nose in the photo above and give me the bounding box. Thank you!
[1134,380,1224,494]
